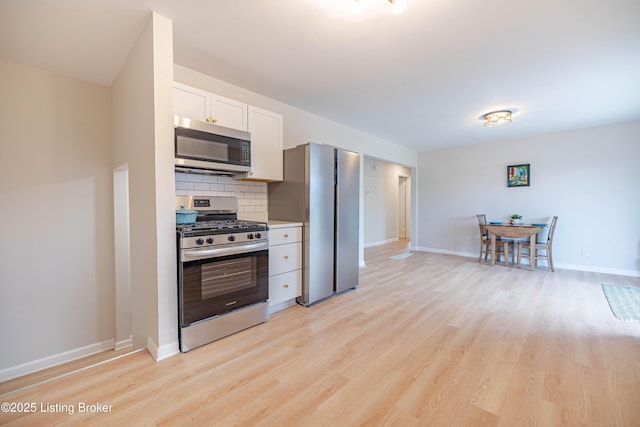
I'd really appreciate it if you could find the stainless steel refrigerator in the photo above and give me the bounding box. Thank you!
[268,143,360,306]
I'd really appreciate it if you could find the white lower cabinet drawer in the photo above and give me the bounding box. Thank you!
[269,226,302,246]
[269,242,302,276]
[269,269,302,306]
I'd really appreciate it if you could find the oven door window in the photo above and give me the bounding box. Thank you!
[180,250,268,327]
[201,257,254,299]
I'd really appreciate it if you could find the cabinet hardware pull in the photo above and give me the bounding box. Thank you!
[284,234,289,238]
[284,284,289,288]
[212,118,218,123]
[284,255,289,259]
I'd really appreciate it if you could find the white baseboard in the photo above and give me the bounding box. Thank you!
[552,263,640,278]
[413,246,475,258]
[364,238,398,248]
[146,336,180,361]
[412,247,640,277]
[0,339,115,382]
[114,336,133,351]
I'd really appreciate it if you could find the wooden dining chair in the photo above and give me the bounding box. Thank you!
[517,216,558,271]
[477,214,509,263]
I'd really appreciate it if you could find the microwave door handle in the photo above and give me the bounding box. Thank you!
[181,241,269,262]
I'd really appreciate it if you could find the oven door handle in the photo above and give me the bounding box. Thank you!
[181,241,269,262]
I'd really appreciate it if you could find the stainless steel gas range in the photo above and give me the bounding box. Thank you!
[176,196,269,352]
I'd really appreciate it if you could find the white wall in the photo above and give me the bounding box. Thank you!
[363,157,412,246]
[416,120,640,276]
[151,14,179,360]
[173,64,417,168]
[112,13,178,359]
[0,59,115,377]
[174,64,419,266]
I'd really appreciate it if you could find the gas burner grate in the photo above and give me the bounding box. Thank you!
[192,220,263,230]
[177,219,268,234]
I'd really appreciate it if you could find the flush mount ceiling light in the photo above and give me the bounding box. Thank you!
[352,0,407,15]
[483,110,513,127]
[388,0,407,14]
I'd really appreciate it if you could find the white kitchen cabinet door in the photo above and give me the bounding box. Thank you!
[269,226,303,246]
[173,82,248,131]
[269,269,302,306]
[173,82,209,123]
[268,224,302,311]
[210,94,248,131]
[269,242,302,277]
[244,106,283,182]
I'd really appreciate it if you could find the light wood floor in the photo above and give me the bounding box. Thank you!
[2,240,639,426]
[0,347,134,397]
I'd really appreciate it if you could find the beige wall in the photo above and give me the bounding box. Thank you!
[363,157,412,246]
[0,59,114,375]
[416,120,640,276]
[113,13,158,354]
[0,11,178,378]
[151,13,178,357]
[112,13,177,359]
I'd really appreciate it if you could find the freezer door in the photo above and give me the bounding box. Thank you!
[303,143,336,305]
[335,149,360,293]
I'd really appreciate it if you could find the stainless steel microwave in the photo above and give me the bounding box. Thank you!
[174,116,251,175]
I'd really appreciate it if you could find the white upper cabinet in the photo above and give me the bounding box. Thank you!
[173,82,248,131]
[210,95,248,131]
[172,82,283,181]
[173,82,208,122]
[245,106,283,182]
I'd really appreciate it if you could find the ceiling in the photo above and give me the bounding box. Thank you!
[1,0,639,152]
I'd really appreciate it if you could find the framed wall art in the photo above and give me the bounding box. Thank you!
[507,164,530,187]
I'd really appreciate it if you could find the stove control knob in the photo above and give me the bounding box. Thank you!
[247,233,254,240]
[206,238,214,244]
[196,238,204,245]
[255,233,262,239]
[228,235,235,242]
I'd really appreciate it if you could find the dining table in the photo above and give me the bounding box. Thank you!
[483,223,546,270]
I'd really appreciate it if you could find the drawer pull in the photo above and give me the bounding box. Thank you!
[284,284,289,288]
[283,234,289,238]
[284,255,289,260]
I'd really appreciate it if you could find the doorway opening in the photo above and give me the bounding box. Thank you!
[113,166,132,351]
[398,175,411,240]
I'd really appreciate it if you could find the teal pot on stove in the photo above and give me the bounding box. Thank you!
[176,206,197,224]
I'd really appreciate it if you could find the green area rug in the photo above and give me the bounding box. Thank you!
[602,283,640,322]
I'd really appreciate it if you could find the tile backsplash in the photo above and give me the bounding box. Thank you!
[175,172,268,221]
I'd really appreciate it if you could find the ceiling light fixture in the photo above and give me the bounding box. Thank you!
[352,0,407,15]
[483,110,513,127]
[389,0,407,14]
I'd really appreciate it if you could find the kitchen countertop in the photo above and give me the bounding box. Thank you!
[268,220,303,229]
